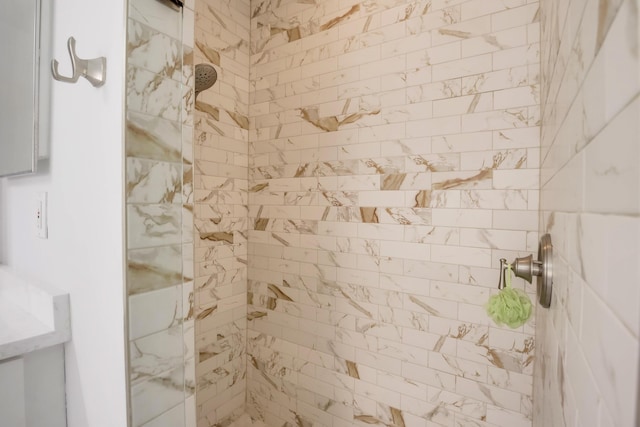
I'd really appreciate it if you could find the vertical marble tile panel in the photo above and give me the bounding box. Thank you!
[126,111,183,162]
[127,2,192,426]
[127,66,183,122]
[127,158,182,204]
[129,285,183,340]
[129,0,182,40]
[128,204,183,249]
[131,366,186,426]
[141,403,185,427]
[128,245,183,295]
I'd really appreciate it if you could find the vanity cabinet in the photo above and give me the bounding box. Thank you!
[0,267,71,426]
[0,345,66,427]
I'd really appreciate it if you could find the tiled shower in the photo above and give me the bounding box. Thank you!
[124,0,639,426]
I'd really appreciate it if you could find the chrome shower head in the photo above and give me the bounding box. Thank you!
[194,63,217,98]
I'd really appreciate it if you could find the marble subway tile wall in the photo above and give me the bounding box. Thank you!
[126,0,196,425]
[535,0,639,426]
[192,0,251,425]
[247,1,540,426]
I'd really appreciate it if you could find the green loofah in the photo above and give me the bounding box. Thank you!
[486,264,532,328]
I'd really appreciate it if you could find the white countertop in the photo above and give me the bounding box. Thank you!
[0,267,71,360]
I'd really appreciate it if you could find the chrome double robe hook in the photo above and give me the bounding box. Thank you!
[51,37,106,87]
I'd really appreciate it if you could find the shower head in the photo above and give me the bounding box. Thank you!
[194,63,217,98]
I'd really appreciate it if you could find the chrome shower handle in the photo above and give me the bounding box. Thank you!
[511,254,543,284]
[495,234,554,308]
[497,258,507,289]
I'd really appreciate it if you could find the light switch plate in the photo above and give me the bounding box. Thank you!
[36,192,48,239]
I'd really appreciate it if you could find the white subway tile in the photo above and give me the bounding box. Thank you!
[494,86,539,110]
[492,210,538,231]
[461,26,528,58]
[492,3,539,32]
[432,208,493,228]
[493,169,539,190]
[433,54,493,81]
[462,0,527,21]
[431,244,492,268]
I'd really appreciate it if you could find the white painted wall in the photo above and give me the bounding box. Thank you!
[0,0,128,426]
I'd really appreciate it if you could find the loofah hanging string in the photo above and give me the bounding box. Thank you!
[486,263,532,328]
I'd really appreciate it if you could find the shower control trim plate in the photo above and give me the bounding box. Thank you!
[537,234,553,308]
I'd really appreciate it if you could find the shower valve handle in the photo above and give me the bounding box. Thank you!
[495,234,554,308]
[511,254,543,283]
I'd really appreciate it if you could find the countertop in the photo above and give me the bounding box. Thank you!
[0,267,71,361]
